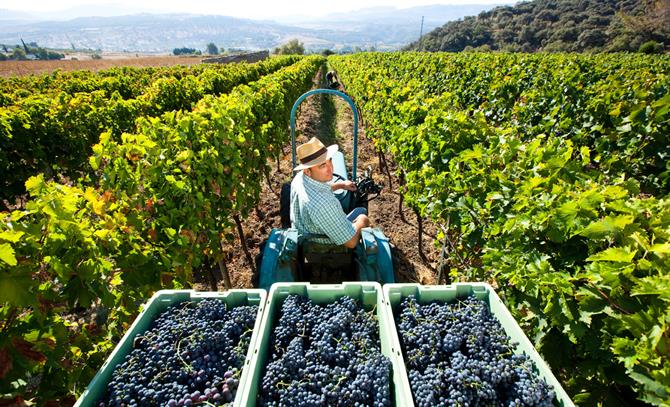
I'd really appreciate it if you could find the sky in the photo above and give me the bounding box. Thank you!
[1,0,508,19]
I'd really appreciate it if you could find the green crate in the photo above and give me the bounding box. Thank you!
[74,289,267,407]
[237,282,406,406]
[383,283,574,407]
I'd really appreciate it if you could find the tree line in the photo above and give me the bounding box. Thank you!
[406,0,669,53]
[174,40,307,56]
[173,40,346,57]
[0,41,65,61]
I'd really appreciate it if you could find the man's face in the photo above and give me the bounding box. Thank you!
[305,158,333,183]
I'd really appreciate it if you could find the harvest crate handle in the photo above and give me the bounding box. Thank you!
[290,88,359,180]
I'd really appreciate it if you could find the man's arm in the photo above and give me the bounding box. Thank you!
[331,180,356,192]
[343,214,370,249]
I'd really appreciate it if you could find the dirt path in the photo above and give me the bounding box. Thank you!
[329,90,439,285]
[0,55,203,77]
[193,68,439,290]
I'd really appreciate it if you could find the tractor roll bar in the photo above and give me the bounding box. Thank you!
[290,89,359,181]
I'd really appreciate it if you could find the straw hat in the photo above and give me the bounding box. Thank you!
[294,137,338,171]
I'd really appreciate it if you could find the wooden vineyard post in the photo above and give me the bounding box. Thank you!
[415,207,427,262]
[377,149,393,191]
[397,169,408,223]
[436,221,451,285]
[217,259,232,289]
[233,214,257,276]
[207,267,218,291]
[264,169,278,197]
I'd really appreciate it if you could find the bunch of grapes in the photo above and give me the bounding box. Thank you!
[396,295,557,407]
[97,299,258,407]
[258,294,391,407]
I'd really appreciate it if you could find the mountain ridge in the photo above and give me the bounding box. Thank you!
[0,4,509,53]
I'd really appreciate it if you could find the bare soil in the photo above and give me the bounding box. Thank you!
[194,69,440,290]
[0,55,203,77]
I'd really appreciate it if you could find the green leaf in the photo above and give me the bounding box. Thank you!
[586,261,634,288]
[24,174,45,195]
[571,393,592,403]
[460,147,483,161]
[576,286,610,315]
[10,210,27,222]
[649,243,670,255]
[651,93,670,116]
[10,378,27,390]
[0,243,17,266]
[0,272,34,306]
[70,346,82,358]
[601,185,629,200]
[651,93,670,108]
[628,232,650,252]
[609,104,621,117]
[579,146,590,165]
[616,123,632,133]
[578,215,634,239]
[165,175,186,190]
[0,230,24,243]
[628,372,669,399]
[586,247,636,263]
[632,275,670,301]
[89,155,100,171]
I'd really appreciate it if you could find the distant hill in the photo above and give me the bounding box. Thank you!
[0,4,507,53]
[406,0,670,53]
[278,4,504,27]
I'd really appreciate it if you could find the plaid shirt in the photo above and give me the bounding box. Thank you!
[290,171,355,245]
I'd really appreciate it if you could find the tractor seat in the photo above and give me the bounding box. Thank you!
[256,226,395,289]
[298,234,356,283]
[301,238,351,254]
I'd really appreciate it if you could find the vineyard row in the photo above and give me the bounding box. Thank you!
[0,56,302,205]
[329,52,670,406]
[0,55,324,403]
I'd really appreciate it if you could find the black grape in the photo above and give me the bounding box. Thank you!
[97,299,257,407]
[396,295,557,407]
[258,294,391,407]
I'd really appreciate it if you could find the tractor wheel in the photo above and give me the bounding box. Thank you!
[280,183,291,229]
[390,242,399,282]
[252,240,266,288]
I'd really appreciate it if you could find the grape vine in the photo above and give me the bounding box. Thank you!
[330,52,670,405]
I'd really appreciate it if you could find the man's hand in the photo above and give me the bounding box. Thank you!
[332,180,357,192]
[354,214,371,228]
[344,214,371,249]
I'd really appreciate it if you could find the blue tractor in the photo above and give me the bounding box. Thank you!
[256,89,395,290]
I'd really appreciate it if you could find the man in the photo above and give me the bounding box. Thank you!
[290,137,370,249]
[325,71,340,89]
